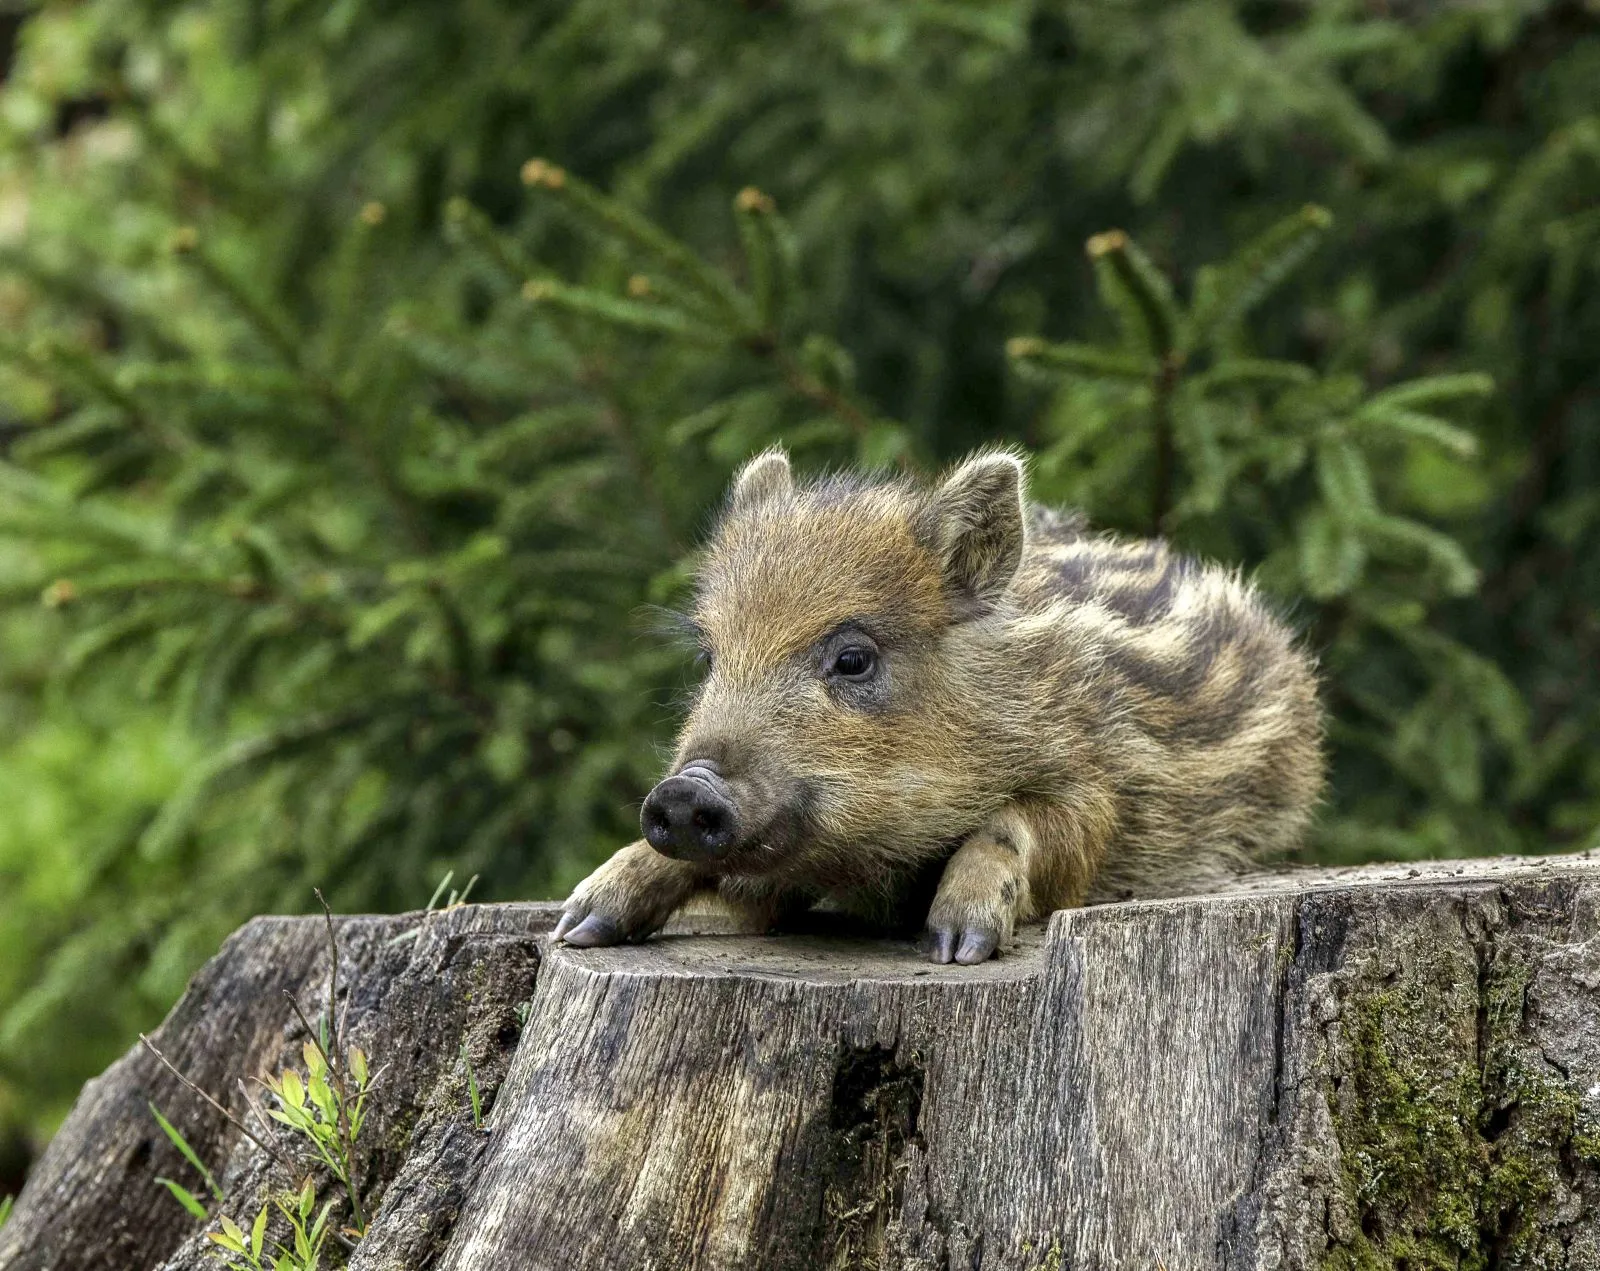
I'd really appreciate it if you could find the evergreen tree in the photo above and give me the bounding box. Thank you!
[0,0,1596,1149]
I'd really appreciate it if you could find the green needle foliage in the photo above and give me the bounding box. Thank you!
[0,0,1596,1155]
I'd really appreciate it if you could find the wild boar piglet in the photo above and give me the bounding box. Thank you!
[555,447,1323,964]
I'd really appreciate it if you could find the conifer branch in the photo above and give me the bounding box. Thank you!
[521,159,754,329]
[170,232,431,553]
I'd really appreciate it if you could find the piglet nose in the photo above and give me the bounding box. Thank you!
[641,763,739,861]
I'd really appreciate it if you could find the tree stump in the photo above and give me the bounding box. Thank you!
[5,855,1600,1270]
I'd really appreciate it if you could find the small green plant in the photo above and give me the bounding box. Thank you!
[0,1194,13,1229]
[266,892,380,1236]
[428,870,480,912]
[150,1102,224,1220]
[460,1042,483,1131]
[261,1040,374,1233]
[208,1178,336,1271]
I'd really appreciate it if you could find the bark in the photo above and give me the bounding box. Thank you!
[4,855,1600,1270]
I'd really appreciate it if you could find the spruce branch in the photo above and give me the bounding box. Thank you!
[1005,337,1157,383]
[1086,230,1181,357]
[520,278,723,344]
[0,247,187,358]
[0,339,195,456]
[733,186,796,331]
[170,231,431,553]
[443,198,541,291]
[105,74,259,205]
[520,159,754,328]
[1189,204,1333,345]
[586,385,681,551]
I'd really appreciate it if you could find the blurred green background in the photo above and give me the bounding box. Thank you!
[0,0,1596,1181]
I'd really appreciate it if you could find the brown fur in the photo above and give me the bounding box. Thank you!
[557,448,1324,963]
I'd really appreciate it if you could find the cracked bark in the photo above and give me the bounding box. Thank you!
[4,856,1600,1271]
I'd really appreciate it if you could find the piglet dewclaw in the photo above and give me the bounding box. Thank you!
[554,448,1324,964]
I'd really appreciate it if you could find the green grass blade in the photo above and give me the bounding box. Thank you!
[149,1103,224,1201]
[155,1177,210,1221]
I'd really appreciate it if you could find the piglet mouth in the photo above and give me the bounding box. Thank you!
[641,761,742,862]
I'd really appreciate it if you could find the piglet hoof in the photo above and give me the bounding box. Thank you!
[955,929,999,964]
[554,911,623,947]
[919,923,1000,965]
[920,926,958,964]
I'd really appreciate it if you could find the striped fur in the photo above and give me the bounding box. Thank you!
[558,448,1324,961]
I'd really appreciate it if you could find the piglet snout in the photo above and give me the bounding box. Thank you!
[641,762,740,861]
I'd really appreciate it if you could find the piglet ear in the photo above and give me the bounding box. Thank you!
[928,450,1026,614]
[728,447,793,512]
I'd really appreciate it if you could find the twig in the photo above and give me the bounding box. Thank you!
[337,978,354,1054]
[236,1078,281,1147]
[138,1035,298,1177]
[314,889,342,1063]
[290,890,368,1235]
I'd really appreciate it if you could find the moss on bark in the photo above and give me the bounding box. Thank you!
[1323,900,1600,1269]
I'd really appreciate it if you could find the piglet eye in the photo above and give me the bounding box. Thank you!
[831,647,876,679]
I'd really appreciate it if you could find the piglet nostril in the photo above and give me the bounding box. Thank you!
[641,801,672,847]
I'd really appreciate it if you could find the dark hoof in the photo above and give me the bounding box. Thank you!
[920,924,999,965]
[921,926,958,964]
[955,930,998,964]
[557,913,622,947]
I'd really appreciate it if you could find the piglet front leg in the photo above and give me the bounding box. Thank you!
[920,807,1035,965]
[555,840,701,946]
